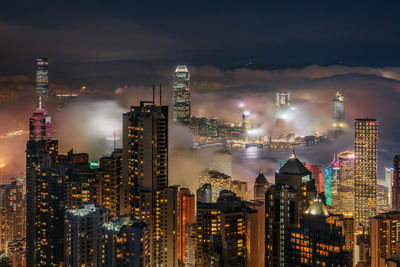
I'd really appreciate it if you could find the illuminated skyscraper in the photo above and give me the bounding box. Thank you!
[29,109,52,141]
[177,188,195,266]
[265,151,316,266]
[354,119,377,229]
[26,107,60,266]
[36,57,49,109]
[338,151,355,217]
[172,65,190,125]
[384,167,393,209]
[333,92,345,130]
[276,92,290,110]
[98,149,123,218]
[199,170,231,202]
[393,155,400,211]
[370,211,400,267]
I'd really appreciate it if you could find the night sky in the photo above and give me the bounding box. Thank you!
[1,1,400,185]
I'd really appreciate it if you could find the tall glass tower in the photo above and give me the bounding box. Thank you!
[354,119,377,229]
[36,57,49,109]
[333,92,345,130]
[172,65,190,125]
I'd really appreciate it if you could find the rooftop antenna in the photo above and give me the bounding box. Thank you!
[152,83,155,104]
[159,83,162,105]
[38,95,42,110]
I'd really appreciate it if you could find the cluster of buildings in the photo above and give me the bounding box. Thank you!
[0,59,398,267]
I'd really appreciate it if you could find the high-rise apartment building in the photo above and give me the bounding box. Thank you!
[100,216,150,267]
[333,92,345,130]
[0,180,24,254]
[393,155,400,211]
[354,119,378,229]
[98,149,123,218]
[122,101,168,216]
[265,151,316,266]
[172,65,190,125]
[64,204,106,266]
[177,188,195,266]
[36,57,49,109]
[371,211,400,267]
[7,238,26,267]
[184,223,197,267]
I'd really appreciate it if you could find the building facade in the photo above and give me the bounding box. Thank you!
[172,65,190,125]
[354,119,378,229]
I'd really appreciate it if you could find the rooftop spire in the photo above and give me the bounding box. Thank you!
[290,147,296,159]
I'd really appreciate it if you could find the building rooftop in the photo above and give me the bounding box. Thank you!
[305,198,329,217]
[255,170,268,185]
[279,151,310,175]
[66,204,99,217]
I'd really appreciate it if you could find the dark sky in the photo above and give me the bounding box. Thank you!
[1,1,400,70]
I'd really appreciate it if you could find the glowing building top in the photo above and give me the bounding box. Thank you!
[172,65,190,125]
[29,109,52,141]
[276,92,290,110]
[333,91,345,130]
[36,57,49,109]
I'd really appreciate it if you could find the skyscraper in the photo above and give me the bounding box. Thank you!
[122,101,168,216]
[172,65,190,125]
[333,91,345,130]
[26,107,60,266]
[265,151,316,266]
[276,92,290,110]
[199,170,231,202]
[354,119,378,229]
[29,109,52,141]
[177,188,195,266]
[36,57,49,109]
[393,155,400,211]
[370,211,400,267]
[338,150,355,217]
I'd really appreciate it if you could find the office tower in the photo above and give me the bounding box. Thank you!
[199,169,231,202]
[64,204,106,266]
[333,91,345,130]
[177,188,195,266]
[0,180,25,254]
[210,150,232,177]
[253,170,269,202]
[58,153,98,210]
[377,184,389,211]
[190,116,219,138]
[122,101,168,216]
[354,119,378,229]
[36,57,49,109]
[26,106,60,266]
[286,198,351,266]
[184,223,197,267]
[7,238,26,267]
[98,149,123,218]
[154,186,178,267]
[230,180,248,200]
[393,155,400,211]
[327,214,355,253]
[276,92,290,110]
[29,109,52,141]
[265,151,316,266]
[100,216,150,267]
[384,167,393,209]
[196,183,212,203]
[370,211,400,267]
[242,111,251,139]
[325,155,339,206]
[336,151,355,217]
[247,201,265,267]
[172,65,190,125]
[196,202,220,266]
